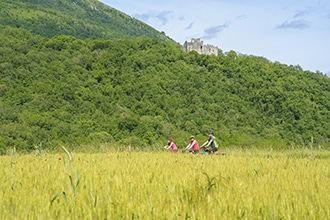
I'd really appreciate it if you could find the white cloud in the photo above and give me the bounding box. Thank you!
[133,10,173,26]
[293,7,312,18]
[276,20,311,30]
[203,24,229,40]
[236,15,247,21]
[185,22,194,30]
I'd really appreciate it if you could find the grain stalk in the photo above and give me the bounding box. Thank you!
[203,172,217,195]
[310,136,315,160]
[62,146,81,196]
[34,143,42,157]
[7,147,22,191]
[89,191,98,208]
[50,146,80,205]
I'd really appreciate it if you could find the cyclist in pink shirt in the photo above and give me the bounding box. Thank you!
[163,138,178,152]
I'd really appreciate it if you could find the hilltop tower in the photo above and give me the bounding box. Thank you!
[183,38,218,56]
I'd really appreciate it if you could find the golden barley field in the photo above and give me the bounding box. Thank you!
[1,148,329,219]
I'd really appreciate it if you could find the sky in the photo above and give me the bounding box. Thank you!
[100,0,330,75]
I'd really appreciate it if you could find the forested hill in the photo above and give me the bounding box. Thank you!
[0,26,329,153]
[0,0,173,42]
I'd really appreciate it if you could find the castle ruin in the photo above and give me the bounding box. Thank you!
[182,38,218,56]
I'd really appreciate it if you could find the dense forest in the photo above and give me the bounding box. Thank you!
[0,0,173,42]
[0,25,329,153]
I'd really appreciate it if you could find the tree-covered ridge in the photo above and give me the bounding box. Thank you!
[0,26,329,153]
[0,0,174,42]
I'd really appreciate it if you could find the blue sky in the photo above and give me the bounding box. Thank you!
[101,0,330,75]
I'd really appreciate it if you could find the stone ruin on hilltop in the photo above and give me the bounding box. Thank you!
[182,38,218,56]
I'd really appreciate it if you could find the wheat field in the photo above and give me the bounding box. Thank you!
[1,148,329,219]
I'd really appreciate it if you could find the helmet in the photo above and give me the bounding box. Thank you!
[208,131,214,135]
[190,135,194,139]
[168,137,173,142]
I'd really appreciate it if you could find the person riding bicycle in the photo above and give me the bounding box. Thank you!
[163,138,178,152]
[182,136,200,153]
[200,131,219,154]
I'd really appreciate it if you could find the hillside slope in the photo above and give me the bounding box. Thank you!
[0,0,174,42]
[0,27,329,153]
